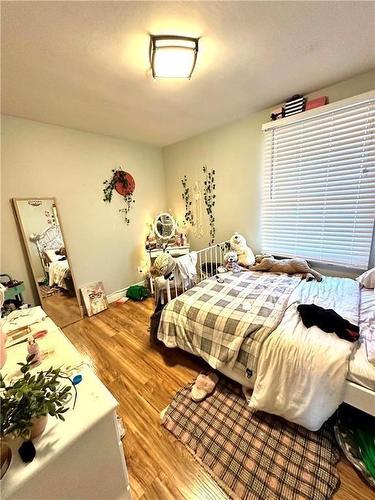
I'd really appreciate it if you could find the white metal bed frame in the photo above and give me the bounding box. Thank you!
[152,241,375,417]
[150,241,229,303]
[32,224,65,274]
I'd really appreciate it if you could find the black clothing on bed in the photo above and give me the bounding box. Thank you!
[297,304,360,342]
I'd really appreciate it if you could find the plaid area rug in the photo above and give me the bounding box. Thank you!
[162,377,340,500]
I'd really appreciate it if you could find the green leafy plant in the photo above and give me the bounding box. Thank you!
[103,168,136,225]
[118,195,135,225]
[203,166,216,245]
[0,355,77,440]
[103,170,118,204]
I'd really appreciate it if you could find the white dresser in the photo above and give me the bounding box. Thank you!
[1,308,131,500]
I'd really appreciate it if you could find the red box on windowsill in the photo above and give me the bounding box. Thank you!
[306,96,328,111]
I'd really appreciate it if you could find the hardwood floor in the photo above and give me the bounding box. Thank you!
[63,299,374,500]
[41,292,81,328]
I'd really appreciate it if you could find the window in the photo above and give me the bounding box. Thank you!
[262,92,375,269]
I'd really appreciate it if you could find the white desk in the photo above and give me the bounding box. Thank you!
[1,308,131,500]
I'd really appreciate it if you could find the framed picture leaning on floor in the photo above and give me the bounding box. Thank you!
[81,281,108,317]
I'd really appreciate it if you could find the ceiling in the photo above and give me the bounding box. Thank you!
[2,1,375,146]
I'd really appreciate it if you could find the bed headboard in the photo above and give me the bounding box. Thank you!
[35,224,64,252]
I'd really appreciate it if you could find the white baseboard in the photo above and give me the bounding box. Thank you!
[107,280,146,304]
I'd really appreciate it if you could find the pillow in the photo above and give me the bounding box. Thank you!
[356,268,375,289]
[359,289,375,365]
[45,249,61,263]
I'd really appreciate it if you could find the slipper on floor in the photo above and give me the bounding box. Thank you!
[160,405,169,424]
[242,386,252,402]
[191,372,219,402]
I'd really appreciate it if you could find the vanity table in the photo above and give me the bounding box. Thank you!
[146,213,191,296]
[147,244,190,259]
[146,212,190,259]
[1,308,131,500]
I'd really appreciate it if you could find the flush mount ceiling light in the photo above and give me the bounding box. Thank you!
[150,35,199,79]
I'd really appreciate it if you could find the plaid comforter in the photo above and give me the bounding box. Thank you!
[157,271,301,379]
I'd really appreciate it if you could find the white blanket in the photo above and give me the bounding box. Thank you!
[176,251,197,289]
[153,252,198,304]
[249,277,359,431]
[49,260,70,288]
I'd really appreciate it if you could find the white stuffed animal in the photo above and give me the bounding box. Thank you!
[230,233,255,268]
[223,251,243,273]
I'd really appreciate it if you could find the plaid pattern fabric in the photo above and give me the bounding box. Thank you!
[162,378,340,500]
[158,271,301,378]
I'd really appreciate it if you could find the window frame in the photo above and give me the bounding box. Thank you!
[262,90,375,271]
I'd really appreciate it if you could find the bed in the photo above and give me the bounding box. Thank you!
[33,224,72,291]
[48,259,71,289]
[156,243,375,430]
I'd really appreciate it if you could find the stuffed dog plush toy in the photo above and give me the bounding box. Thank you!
[230,233,255,267]
[251,254,322,281]
[223,251,243,273]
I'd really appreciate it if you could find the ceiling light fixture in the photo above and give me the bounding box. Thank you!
[150,35,199,79]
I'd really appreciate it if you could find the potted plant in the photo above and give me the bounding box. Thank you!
[0,355,77,442]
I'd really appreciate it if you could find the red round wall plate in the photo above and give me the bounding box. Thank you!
[114,171,135,196]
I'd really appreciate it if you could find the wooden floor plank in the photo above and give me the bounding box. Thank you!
[63,299,374,500]
[42,291,81,327]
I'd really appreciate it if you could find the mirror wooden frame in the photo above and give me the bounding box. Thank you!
[11,197,83,320]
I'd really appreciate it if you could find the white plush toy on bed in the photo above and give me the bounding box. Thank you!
[223,251,243,273]
[230,233,255,268]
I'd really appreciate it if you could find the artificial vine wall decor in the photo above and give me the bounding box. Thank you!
[181,175,194,226]
[192,180,204,238]
[203,166,216,245]
[180,166,217,245]
[103,168,136,225]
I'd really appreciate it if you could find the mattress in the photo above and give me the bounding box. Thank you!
[347,289,375,390]
[213,280,375,392]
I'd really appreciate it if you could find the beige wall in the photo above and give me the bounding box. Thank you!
[163,70,375,269]
[2,70,374,306]
[2,116,166,304]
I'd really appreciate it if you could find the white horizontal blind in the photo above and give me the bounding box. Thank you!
[263,96,375,269]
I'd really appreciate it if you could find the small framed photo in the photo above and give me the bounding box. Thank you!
[81,281,108,317]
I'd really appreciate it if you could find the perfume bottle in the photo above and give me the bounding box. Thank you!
[181,233,187,246]
[27,335,42,365]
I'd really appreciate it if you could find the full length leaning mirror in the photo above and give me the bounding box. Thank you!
[12,198,82,327]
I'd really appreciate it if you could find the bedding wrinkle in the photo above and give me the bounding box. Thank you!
[249,277,359,430]
[348,289,375,388]
[158,271,301,374]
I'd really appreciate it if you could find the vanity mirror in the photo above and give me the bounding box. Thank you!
[153,213,176,242]
[12,198,82,328]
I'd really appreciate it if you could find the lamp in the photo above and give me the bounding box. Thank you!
[150,35,199,79]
